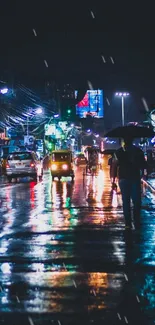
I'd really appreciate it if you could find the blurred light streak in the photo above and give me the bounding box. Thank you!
[1,263,11,274]
[30,181,35,209]
[44,60,48,68]
[106,98,110,105]
[112,242,124,264]
[124,273,128,281]
[90,10,95,18]
[32,263,45,272]
[32,29,37,36]
[141,97,149,112]
[110,56,114,64]
[62,182,67,206]
[28,316,35,325]
[87,80,93,90]
[112,190,118,208]
[0,239,9,254]
[124,316,128,323]
[101,55,106,63]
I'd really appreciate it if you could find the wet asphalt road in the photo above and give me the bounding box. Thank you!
[0,163,155,325]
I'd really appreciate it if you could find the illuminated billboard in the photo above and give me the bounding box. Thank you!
[75,89,104,118]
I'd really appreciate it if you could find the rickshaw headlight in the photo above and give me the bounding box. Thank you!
[62,164,68,170]
[51,164,57,171]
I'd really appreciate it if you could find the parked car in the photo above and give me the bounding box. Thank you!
[74,154,87,166]
[5,151,43,182]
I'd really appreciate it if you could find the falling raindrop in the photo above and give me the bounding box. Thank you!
[63,262,67,270]
[124,316,128,324]
[90,10,95,18]
[87,80,93,90]
[32,29,37,37]
[16,296,20,303]
[28,316,34,325]
[101,55,106,63]
[44,60,49,68]
[124,273,128,281]
[110,56,115,64]
[93,289,96,296]
[136,295,140,303]
[106,98,110,105]
[131,221,135,229]
[141,97,149,112]
[73,280,77,288]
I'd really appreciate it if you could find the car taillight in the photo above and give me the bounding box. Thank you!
[6,163,10,168]
[30,161,35,167]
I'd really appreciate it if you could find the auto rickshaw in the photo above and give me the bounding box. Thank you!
[50,150,75,181]
[84,146,101,174]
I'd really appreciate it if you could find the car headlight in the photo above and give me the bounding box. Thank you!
[51,164,57,171]
[62,164,68,170]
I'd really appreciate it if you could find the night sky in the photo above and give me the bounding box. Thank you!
[0,1,155,125]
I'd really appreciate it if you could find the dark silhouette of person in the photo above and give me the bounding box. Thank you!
[111,137,147,230]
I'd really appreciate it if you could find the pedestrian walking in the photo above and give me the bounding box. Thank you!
[111,137,147,230]
[108,155,117,188]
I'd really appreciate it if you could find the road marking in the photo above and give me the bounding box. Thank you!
[58,321,61,325]
[28,316,34,325]
[117,312,121,320]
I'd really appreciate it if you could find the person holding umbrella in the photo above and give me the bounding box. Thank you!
[105,125,155,230]
[111,136,147,230]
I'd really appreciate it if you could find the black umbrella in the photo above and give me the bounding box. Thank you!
[105,125,155,138]
[101,149,116,155]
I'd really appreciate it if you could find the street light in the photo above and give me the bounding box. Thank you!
[35,107,43,115]
[27,107,43,136]
[115,92,129,126]
[0,88,8,94]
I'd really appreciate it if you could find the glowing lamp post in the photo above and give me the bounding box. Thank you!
[27,107,43,136]
[0,88,8,94]
[115,92,129,126]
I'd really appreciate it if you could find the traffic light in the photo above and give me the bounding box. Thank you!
[48,142,53,150]
[61,104,76,121]
[67,109,71,114]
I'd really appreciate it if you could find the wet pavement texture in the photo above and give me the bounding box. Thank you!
[0,164,155,325]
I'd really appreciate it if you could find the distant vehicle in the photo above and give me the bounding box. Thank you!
[74,153,87,166]
[5,151,43,182]
[50,150,74,181]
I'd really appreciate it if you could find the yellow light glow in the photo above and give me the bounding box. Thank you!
[51,164,57,171]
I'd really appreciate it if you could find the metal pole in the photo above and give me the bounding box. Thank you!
[121,96,125,126]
